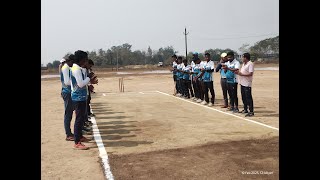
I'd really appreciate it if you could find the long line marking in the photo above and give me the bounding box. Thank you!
[155,91,279,131]
[139,92,145,94]
[90,109,114,180]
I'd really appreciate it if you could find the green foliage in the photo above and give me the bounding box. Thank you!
[45,36,278,67]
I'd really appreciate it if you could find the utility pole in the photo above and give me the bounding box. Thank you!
[183,27,189,62]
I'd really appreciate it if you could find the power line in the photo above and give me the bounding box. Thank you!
[195,33,278,40]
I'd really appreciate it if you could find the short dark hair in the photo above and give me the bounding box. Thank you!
[177,56,183,60]
[205,52,210,56]
[171,54,177,58]
[243,53,250,60]
[68,54,75,61]
[74,50,88,63]
[227,51,234,57]
[182,59,187,62]
[88,59,94,65]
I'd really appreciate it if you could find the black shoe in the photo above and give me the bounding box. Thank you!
[88,113,95,117]
[233,108,239,113]
[245,112,254,117]
[83,126,92,132]
[239,110,248,114]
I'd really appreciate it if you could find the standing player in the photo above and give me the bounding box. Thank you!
[60,56,74,141]
[235,53,255,116]
[224,51,240,112]
[169,55,178,95]
[201,53,215,106]
[191,56,201,102]
[70,50,98,150]
[182,59,194,99]
[215,53,229,108]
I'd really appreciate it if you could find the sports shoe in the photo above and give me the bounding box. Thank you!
[228,107,234,111]
[88,113,95,117]
[239,110,248,114]
[83,126,92,131]
[233,108,239,113]
[201,101,208,105]
[245,112,254,117]
[80,136,91,142]
[82,130,92,135]
[208,102,213,107]
[196,99,202,103]
[74,142,89,150]
[65,136,74,141]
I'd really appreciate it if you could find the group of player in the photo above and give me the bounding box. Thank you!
[170,51,254,117]
[59,50,98,150]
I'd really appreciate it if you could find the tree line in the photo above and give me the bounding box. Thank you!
[45,35,278,69]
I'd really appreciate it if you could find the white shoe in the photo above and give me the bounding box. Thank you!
[201,101,208,105]
[193,98,198,101]
[208,102,213,107]
[196,99,202,103]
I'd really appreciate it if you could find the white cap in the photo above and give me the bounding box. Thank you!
[60,58,66,63]
[221,53,227,58]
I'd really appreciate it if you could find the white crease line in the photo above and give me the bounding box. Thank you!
[139,92,145,94]
[90,111,114,180]
[102,93,106,96]
[155,91,279,131]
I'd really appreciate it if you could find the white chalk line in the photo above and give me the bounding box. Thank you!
[139,92,145,94]
[155,91,279,131]
[102,93,106,96]
[90,109,114,180]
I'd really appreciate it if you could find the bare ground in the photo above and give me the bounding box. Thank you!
[41,64,279,180]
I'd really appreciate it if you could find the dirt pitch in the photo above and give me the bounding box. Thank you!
[41,65,279,180]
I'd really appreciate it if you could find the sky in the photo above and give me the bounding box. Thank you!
[41,0,279,65]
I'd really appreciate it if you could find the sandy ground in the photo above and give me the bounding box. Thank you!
[41,64,279,180]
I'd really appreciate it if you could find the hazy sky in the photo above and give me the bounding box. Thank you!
[41,0,279,65]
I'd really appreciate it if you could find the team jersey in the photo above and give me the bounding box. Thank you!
[172,61,178,75]
[60,64,71,94]
[182,64,191,80]
[202,60,215,82]
[70,64,90,101]
[176,63,185,80]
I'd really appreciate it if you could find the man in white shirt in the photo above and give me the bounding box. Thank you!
[224,51,240,112]
[235,53,254,117]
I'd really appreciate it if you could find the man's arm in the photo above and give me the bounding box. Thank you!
[215,63,222,72]
[73,68,90,88]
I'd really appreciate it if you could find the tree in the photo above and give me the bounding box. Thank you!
[47,62,53,68]
[52,60,60,68]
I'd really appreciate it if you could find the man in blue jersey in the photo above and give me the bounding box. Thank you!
[224,51,240,112]
[169,55,178,95]
[215,53,229,108]
[176,56,184,97]
[71,50,98,150]
[60,55,74,141]
[200,53,215,106]
[181,59,194,99]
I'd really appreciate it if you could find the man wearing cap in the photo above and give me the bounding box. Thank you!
[235,53,254,117]
[215,53,229,108]
[60,56,74,141]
